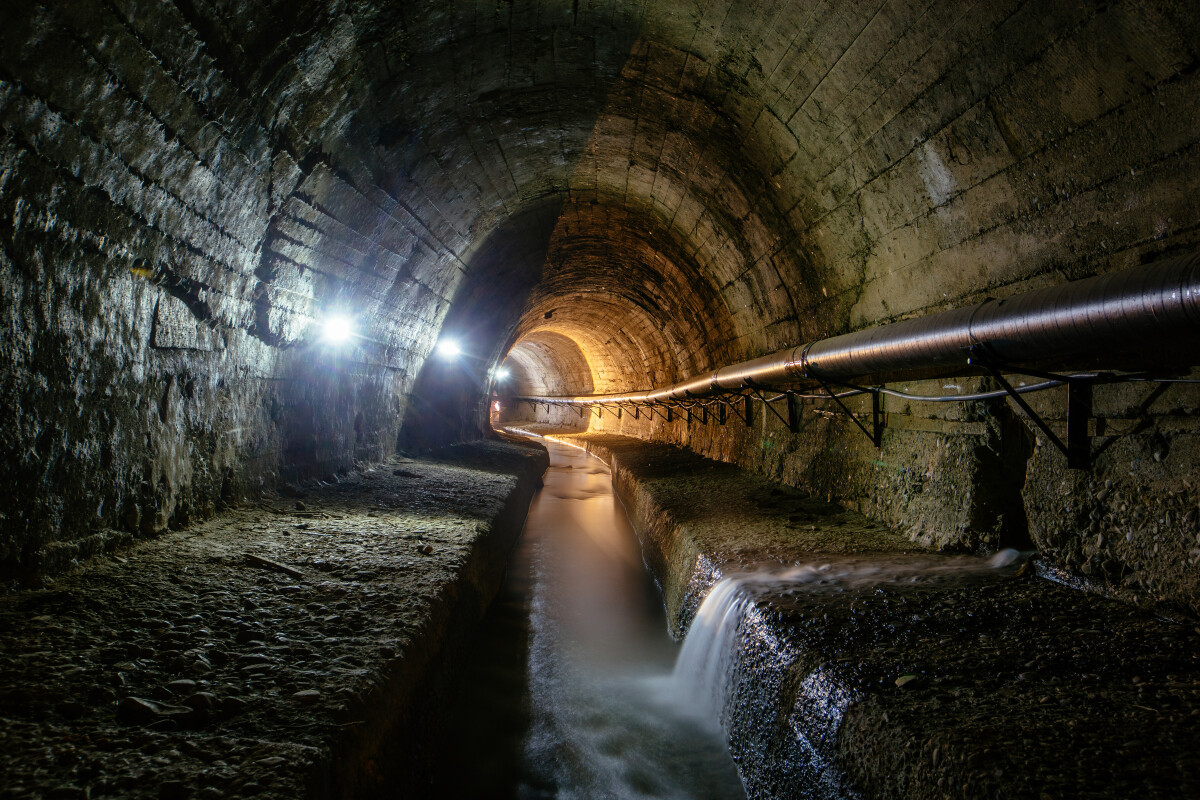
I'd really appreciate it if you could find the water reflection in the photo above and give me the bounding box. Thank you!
[443,438,746,799]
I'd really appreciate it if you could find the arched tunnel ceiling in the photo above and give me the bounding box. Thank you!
[5,0,1197,404]
[301,0,1200,402]
[350,6,826,381]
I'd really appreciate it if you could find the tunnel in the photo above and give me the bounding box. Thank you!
[2,1,1200,797]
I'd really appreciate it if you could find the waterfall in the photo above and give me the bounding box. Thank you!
[667,575,754,730]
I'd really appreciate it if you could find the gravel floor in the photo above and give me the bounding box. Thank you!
[0,439,546,800]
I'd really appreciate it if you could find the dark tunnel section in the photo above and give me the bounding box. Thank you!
[399,203,561,451]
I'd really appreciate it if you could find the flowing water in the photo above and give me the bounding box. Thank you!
[441,437,747,799]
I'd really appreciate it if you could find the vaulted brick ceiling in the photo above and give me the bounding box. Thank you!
[216,0,1196,399]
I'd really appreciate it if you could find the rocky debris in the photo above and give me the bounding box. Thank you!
[244,554,307,581]
[0,439,547,799]
[564,431,1200,800]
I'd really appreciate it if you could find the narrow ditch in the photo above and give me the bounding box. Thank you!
[437,436,746,799]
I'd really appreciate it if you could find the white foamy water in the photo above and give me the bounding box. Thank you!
[666,576,755,731]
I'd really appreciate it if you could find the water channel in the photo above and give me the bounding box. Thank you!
[441,436,747,799]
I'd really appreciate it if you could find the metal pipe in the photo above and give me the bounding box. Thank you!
[517,251,1200,406]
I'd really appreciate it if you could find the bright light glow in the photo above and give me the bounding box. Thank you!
[321,315,355,345]
[436,339,462,359]
[493,367,510,381]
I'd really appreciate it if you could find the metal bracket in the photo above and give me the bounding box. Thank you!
[815,377,882,448]
[743,394,755,427]
[787,393,800,434]
[968,348,1092,469]
[718,401,727,426]
[751,388,792,431]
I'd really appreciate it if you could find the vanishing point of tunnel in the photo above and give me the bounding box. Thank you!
[2,2,1200,798]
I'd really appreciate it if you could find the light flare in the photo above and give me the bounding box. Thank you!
[436,339,462,359]
[321,315,355,345]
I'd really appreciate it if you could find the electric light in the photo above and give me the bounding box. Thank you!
[321,314,355,345]
[494,366,510,381]
[436,339,462,359]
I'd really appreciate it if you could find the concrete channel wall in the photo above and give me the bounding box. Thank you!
[565,432,1200,800]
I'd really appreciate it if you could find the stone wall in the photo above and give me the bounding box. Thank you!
[537,373,1200,615]
[0,1,424,579]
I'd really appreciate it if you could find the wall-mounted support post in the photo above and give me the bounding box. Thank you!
[633,405,639,420]
[871,390,882,448]
[969,349,1092,470]
[666,405,673,422]
[701,405,708,424]
[744,394,754,427]
[686,406,693,426]
[1067,380,1092,470]
[617,406,623,420]
[719,402,727,426]
[787,393,800,434]
[752,388,790,430]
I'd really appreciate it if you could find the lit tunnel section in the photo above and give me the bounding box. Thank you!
[487,197,750,430]
[504,332,594,398]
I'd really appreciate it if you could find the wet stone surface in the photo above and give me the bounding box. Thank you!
[0,439,546,799]
[562,431,1200,800]
[725,564,1200,800]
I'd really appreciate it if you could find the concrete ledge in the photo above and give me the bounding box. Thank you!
[0,438,548,800]
[563,432,1200,800]
[564,433,926,637]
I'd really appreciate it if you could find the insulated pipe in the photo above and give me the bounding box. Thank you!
[518,251,1200,406]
